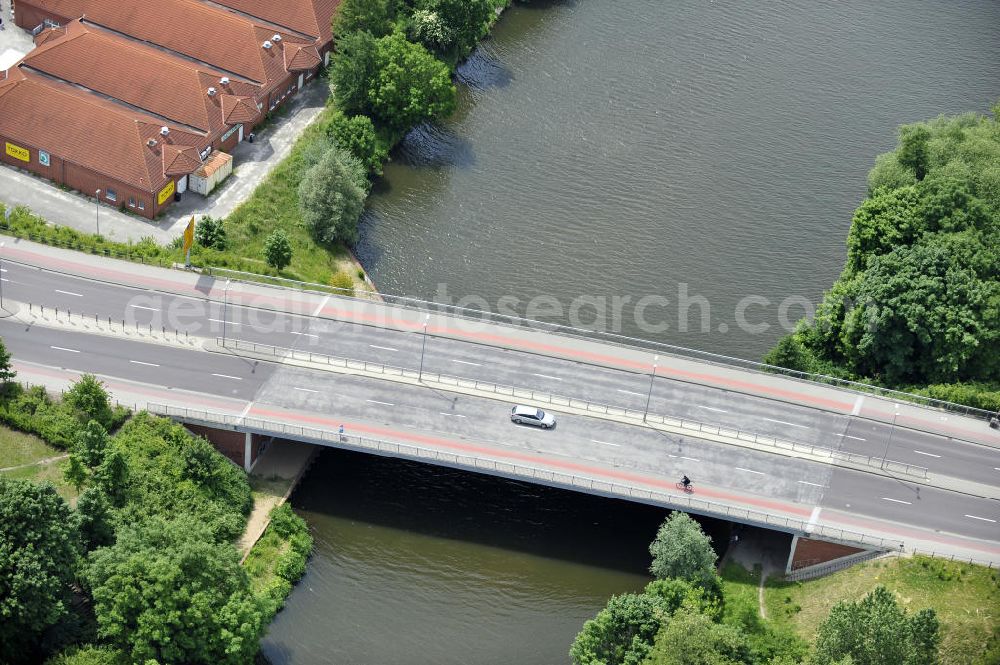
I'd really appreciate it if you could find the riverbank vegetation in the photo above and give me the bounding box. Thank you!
[0,346,312,664]
[764,103,1000,411]
[569,513,995,664]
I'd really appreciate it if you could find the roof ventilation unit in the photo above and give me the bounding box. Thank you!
[147,139,158,147]
[160,127,170,136]
[207,87,217,96]
[219,76,230,85]
[272,34,282,42]
[262,40,272,49]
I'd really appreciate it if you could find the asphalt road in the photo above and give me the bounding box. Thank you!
[4,260,999,488]
[2,317,998,545]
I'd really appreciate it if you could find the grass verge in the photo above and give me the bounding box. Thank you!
[243,503,313,616]
[0,425,78,503]
[764,555,1000,665]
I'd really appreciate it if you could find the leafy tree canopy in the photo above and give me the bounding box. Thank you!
[333,0,400,38]
[63,375,114,430]
[649,512,719,592]
[263,229,293,271]
[569,592,672,665]
[85,515,266,665]
[0,479,82,663]
[643,604,751,665]
[299,146,369,244]
[814,585,939,665]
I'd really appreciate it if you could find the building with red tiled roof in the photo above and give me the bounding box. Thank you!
[209,0,340,57]
[0,67,207,217]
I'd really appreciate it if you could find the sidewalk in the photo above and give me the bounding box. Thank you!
[0,72,329,243]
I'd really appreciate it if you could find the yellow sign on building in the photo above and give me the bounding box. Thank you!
[157,180,176,205]
[5,142,30,162]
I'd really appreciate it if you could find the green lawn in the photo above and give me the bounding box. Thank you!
[0,426,78,503]
[764,555,1000,665]
[720,561,764,625]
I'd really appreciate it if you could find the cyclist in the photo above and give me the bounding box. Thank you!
[681,475,691,489]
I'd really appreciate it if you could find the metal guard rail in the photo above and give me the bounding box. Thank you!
[217,336,929,479]
[146,401,906,552]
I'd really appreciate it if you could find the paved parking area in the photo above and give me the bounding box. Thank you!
[0,20,330,243]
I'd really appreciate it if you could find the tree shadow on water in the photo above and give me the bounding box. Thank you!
[394,123,476,170]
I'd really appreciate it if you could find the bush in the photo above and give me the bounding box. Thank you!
[326,111,389,175]
[63,375,115,430]
[263,229,293,271]
[195,215,228,250]
[298,147,368,244]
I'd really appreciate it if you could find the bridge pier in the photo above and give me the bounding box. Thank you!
[186,424,264,471]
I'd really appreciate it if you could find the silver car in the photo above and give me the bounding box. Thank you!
[510,405,556,429]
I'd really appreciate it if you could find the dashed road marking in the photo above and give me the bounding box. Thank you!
[369,345,398,352]
[797,480,824,488]
[440,413,467,418]
[294,387,319,393]
[697,405,729,413]
[290,332,319,338]
[834,433,867,441]
[451,359,481,366]
[734,467,764,475]
[211,373,242,381]
[882,497,912,505]
[964,514,996,523]
[208,318,240,326]
[913,450,941,458]
[129,360,159,367]
[533,373,562,381]
[617,389,645,397]
[366,399,394,406]
[50,346,79,353]
[591,439,620,447]
[130,304,158,311]
[55,289,83,297]
[680,456,700,462]
[764,418,810,429]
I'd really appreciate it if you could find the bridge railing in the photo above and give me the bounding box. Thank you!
[217,336,930,479]
[202,267,997,422]
[146,401,906,552]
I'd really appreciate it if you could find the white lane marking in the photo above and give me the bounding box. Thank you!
[834,433,867,441]
[797,480,824,488]
[680,456,700,462]
[851,395,865,416]
[995,468,1000,472]
[592,439,621,447]
[912,450,941,458]
[129,360,159,367]
[617,389,645,397]
[763,418,810,429]
[451,359,481,366]
[807,506,822,530]
[55,289,83,297]
[697,405,729,413]
[50,346,79,353]
[312,295,330,317]
[440,413,467,418]
[290,332,319,338]
[211,373,242,381]
[964,514,997,523]
[130,304,158,311]
[734,467,764,475]
[208,318,240,326]
[294,387,319,393]
[533,373,562,381]
[369,344,398,352]
[882,497,912,505]
[0,278,22,284]
[366,399,394,406]
[238,401,254,419]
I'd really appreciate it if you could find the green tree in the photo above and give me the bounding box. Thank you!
[74,420,109,469]
[762,334,816,373]
[298,147,368,244]
[814,585,939,665]
[0,336,16,385]
[63,375,114,429]
[644,604,751,665]
[898,125,931,181]
[76,487,115,551]
[333,0,399,38]
[63,456,88,492]
[649,512,719,592]
[370,32,456,133]
[844,186,920,274]
[91,449,127,508]
[263,229,293,271]
[418,0,492,57]
[194,215,227,250]
[331,30,379,116]
[0,479,82,663]
[85,516,267,665]
[569,592,670,665]
[327,111,388,175]
[44,645,122,665]
[408,9,453,54]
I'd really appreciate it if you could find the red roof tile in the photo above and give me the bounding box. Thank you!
[209,0,339,46]
[284,43,322,72]
[162,144,203,176]
[220,94,259,124]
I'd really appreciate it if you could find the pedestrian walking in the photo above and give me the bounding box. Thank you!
[338,424,345,441]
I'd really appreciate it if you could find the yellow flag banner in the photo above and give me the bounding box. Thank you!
[182,216,195,254]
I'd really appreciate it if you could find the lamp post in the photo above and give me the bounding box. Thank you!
[643,355,659,422]
[222,279,231,345]
[418,314,430,381]
[0,242,5,311]
[880,408,899,469]
[94,190,101,236]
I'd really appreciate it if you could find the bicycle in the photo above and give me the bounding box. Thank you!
[675,481,694,494]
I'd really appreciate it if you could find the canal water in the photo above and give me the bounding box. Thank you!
[264,1,1000,662]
